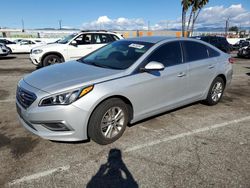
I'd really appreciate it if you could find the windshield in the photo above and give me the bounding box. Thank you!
[57,33,77,44]
[79,40,153,70]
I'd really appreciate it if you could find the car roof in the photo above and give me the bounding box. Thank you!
[125,36,174,44]
[79,30,118,34]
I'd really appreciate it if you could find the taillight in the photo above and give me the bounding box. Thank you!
[229,57,235,64]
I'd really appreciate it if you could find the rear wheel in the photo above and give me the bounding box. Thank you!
[42,54,63,67]
[88,98,129,145]
[204,77,225,106]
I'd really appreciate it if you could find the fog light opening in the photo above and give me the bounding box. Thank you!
[41,122,71,131]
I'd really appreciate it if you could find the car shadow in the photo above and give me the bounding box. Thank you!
[50,138,90,144]
[246,73,250,76]
[0,56,16,60]
[86,148,138,188]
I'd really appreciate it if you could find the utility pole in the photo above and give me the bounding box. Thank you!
[147,21,150,31]
[59,19,62,30]
[21,19,25,32]
[225,18,229,37]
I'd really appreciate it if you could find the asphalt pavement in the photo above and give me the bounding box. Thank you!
[0,54,249,188]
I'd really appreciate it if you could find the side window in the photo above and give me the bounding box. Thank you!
[147,42,182,67]
[110,34,120,41]
[183,41,208,62]
[92,34,112,44]
[207,46,220,58]
[74,34,91,45]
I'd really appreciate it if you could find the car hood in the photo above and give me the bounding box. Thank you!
[32,43,65,50]
[23,61,125,94]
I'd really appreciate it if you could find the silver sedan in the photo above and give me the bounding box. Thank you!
[16,36,233,145]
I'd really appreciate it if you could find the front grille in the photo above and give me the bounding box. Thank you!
[16,86,37,109]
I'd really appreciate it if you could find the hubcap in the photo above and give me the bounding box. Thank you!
[101,107,125,139]
[211,82,223,102]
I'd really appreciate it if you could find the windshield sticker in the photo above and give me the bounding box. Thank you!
[129,43,145,49]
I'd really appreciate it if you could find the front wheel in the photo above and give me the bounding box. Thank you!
[204,77,225,106]
[42,54,63,67]
[88,98,129,145]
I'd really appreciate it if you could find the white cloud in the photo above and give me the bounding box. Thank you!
[82,16,145,30]
[196,4,250,28]
[81,4,250,30]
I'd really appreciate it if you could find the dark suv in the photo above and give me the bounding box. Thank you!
[192,36,232,53]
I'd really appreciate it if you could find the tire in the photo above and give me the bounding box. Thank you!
[42,54,63,67]
[204,77,225,106]
[88,98,129,145]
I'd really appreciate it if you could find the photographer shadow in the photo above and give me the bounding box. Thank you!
[86,148,138,188]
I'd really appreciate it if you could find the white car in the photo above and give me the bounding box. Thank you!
[0,43,10,56]
[6,39,45,53]
[30,30,124,67]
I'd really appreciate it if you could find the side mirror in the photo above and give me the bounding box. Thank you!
[70,40,78,47]
[141,61,165,72]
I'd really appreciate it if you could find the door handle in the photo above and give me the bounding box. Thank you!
[208,65,215,69]
[177,72,186,77]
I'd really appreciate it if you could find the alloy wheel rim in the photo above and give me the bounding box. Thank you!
[48,58,60,65]
[211,82,223,102]
[101,107,125,139]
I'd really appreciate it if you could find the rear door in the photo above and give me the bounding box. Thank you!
[182,41,218,99]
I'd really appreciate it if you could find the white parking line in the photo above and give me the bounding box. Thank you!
[8,165,70,186]
[125,116,250,152]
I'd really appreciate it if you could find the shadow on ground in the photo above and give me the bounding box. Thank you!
[86,148,138,188]
[0,56,16,60]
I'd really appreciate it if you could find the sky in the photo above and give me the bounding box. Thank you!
[0,0,250,30]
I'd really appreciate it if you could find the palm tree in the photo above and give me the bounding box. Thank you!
[189,0,209,36]
[181,0,192,37]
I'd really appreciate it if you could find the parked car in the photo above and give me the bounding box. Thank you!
[13,39,24,43]
[192,36,232,53]
[16,37,233,145]
[237,45,250,58]
[233,40,250,50]
[6,39,45,53]
[0,39,16,45]
[0,43,10,56]
[30,30,124,67]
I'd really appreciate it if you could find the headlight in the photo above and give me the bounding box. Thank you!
[39,85,94,106]
[32,49,43,54]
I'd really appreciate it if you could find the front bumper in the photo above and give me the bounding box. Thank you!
[30,53,42,66]
[16,80,89,141]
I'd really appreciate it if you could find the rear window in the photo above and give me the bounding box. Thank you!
[207,46,220,57]
[183,41,209,62]
[110,34,120,41]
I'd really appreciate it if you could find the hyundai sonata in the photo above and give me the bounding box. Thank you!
[16,37,233,145]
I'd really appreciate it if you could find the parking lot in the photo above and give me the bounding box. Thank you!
[0,54,249,187]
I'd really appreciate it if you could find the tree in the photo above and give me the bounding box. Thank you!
[182,0,209,37]
[229,26,239,34]
[191,0,209,36]
[181,0,192,37]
